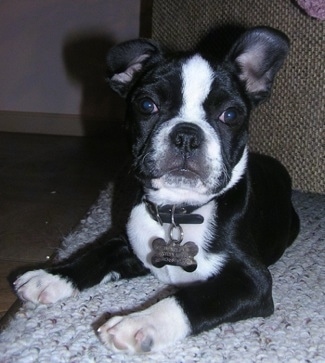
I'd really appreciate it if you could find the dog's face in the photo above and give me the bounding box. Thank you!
[126,54,249,205]
[106,28,289,206]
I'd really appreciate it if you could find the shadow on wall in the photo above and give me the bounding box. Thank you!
[63,32,125,136]
[61,25,245,138]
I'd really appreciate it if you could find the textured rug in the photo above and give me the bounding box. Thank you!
[0,185,324,363]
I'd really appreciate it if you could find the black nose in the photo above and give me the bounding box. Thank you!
[170,123,204,153]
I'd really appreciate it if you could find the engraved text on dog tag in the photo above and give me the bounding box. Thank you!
[151,237,199,272]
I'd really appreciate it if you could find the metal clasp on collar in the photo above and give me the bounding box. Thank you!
[153,202,163,226]
[169,205,184,244]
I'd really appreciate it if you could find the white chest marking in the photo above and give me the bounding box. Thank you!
[127,201,226,285]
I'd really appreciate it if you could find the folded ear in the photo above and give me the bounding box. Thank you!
[227,27,290,105]
[106,39,161,97]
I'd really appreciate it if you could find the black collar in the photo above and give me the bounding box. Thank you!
[143,199,204,225]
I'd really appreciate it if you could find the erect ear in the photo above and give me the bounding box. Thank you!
[227,27,290,105]
[106,39,161,97]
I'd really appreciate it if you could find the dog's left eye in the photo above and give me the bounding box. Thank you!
[219,108,240,125]
[138,98,158,114]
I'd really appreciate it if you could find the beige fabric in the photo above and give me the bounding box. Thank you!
[152,0,325,194]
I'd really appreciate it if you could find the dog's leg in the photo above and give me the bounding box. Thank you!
[12,235,149,304]
[98,258,273,353]
[97,297,191,353]
[175,259,274,335]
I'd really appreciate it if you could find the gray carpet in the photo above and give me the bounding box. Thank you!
[0,185,324,362]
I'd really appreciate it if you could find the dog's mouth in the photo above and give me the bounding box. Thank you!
[167,168,200,179]
[147,167,213,206]
[152,168,205,190]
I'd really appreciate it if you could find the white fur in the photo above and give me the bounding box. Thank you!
[180,54,214,122]
[127,200,226,285]
[100,271,121,285]
[14,269,77,304]
[97,297,191,353]
[219,147,248,195]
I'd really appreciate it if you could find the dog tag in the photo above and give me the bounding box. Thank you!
[151,238,198,272]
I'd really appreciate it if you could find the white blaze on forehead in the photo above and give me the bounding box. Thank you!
[180,54,214,121]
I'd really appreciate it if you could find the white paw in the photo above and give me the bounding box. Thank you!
[97,297,190,353]
[14,269,77,304]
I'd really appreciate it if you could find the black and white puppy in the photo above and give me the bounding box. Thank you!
[13,27,300,353]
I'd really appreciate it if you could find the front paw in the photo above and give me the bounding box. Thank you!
[97,297,190,353]
[98,315,157,353]
[13,269,77,304]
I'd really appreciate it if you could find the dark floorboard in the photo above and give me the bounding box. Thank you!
[0,131,127,318]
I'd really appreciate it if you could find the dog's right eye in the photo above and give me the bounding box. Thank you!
[138,98,158,115]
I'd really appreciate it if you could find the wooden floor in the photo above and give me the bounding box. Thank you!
[0,131,127,322]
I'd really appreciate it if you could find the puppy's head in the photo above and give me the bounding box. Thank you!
[106,27,289,206]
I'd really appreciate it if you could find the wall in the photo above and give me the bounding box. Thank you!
[0,0,141,135]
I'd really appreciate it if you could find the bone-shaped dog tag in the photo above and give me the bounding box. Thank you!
[151,238,199,272]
